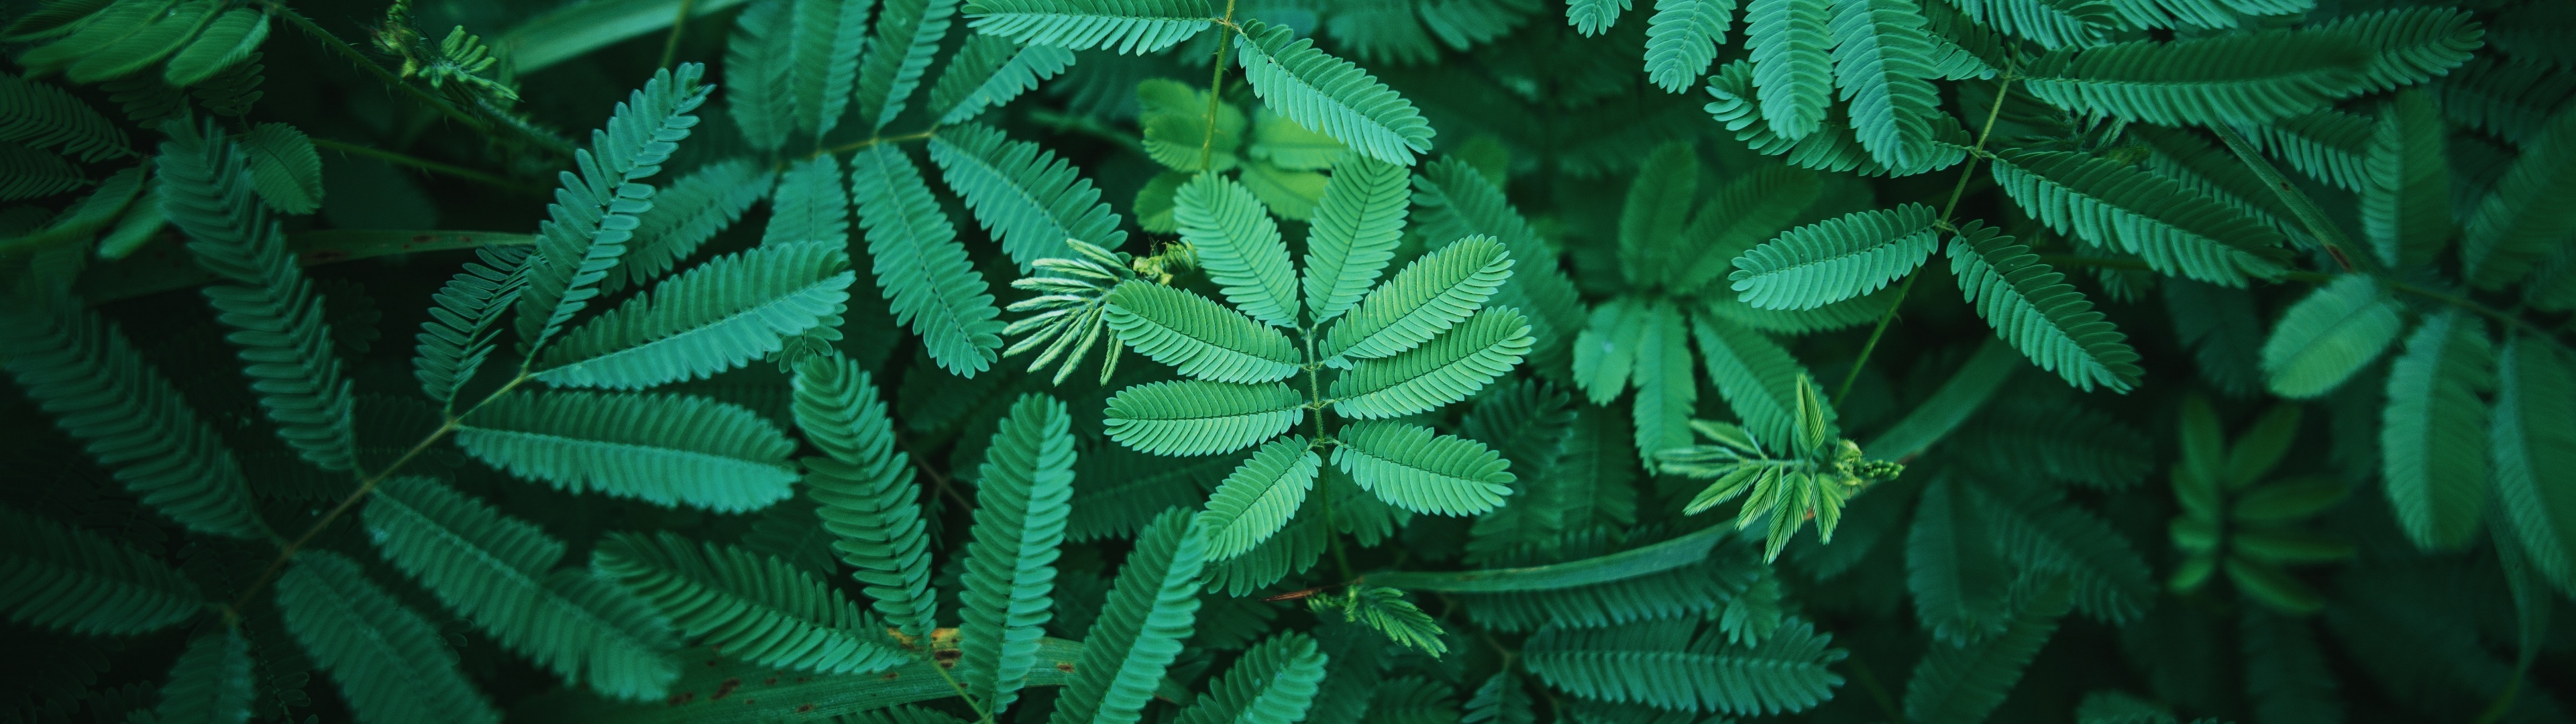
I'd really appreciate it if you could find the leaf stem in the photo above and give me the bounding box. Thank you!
[309,138,549,195]
[929,654,996,724]
[817,129,941,159]
[657,0,699,69]
[1196,0,1239,174]
[2041,254,2573,348]
[1837,70,2017,403]
[2210,123,2361,273]
[260,1,570,158]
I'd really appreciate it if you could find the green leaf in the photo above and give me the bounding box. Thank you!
[2363,89,2453,270]
[1902,579,2073,724]
[763,154,851,249]
[1411,158,1587,379]
[238,122,322,214]
[1176,173,1301,327]
[1140,80,1245,172]
[0,504,203,635]
[2491,337,2576,599]
[929,36,1077,125]
[963,0,1214,55]
[1729,204,1937,310]
[1829,0,1949,172]
[2461,107,2576,290]
[790,357,938,637]
[0,71,131,161]
[1972,481,2154,623]
[1690,314,1835,455]
[1910,477,2014,646]
[1333,421,1514,516]
[1203,436,1323,560]
[2312,7,2485,93]
[1303,154,1409,324]
[1743,0,1835,140]
[1567,0,1633,35]
[2379,310,2493,550]
[620,158,773,291]
[363,476,682,700]
[1313,585,1449,655]
[1573,300,1646,405]
[857,0,959,133]
[1323,235,1514,363]
[1945,0,2113,50]
[1524,617,1845,715]
[516,66,712,351]
[1241,158,1331,220]
[1247,108,1345,171]
[1048,509,1210,724]
[154,629,254,724]
[0,139,82,200]
[1331,307,1535,420]
[2248,109,2371,192]
[1645,0,1736,93]
[1373,524,1729,592]
[496,0,757,74]
[851,143,1007,376]
[1105,280,1301,383]
[1946,222,2143,392]
[1452,534,1759,631]
[0,298,266,538]
[1620,143,1701,290]
[539,241,857,389]
[929,123,1129,268]
[958,395,1077,710]
[1175,633,1330,724]
[58,0,217,84]
[1234,20,1437,166]
[1104,380,1304,456]
[1464,672,1534,724]
[1862,339,2023,461]
[276,551,500,724]
[162,7,265,86]
[159,119,359,472]
[593,532,912,674]
[724,0,794,152]
[1988,148,2287,286]
[455,391,798,511]
[1630,300,1697,467]
[1949,398,2153,490]
[2019,31,2371,126]
[2260,275,2404,399]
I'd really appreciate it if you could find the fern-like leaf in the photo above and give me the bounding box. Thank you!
[930,36,1077,124]
[1829,0,1947,172]
[162,7,266,88]
[618,158,771,290]
[413,246,531,410]
[1203,436,1322,560]
[1104,380,1303,457]
[1177,173,1302,326]
[2363,89,2452,270]
[2260,275,2403,399]
[963,0,1213,55]
[0,71,128,161]
[1704,61,1898,176]
[1743,0,1834,140]
[1902,579,2072,724]
[1690,314,1834,455]
[1411,159,1587,376]
[1175,632,1330,724]
[153,629,254,724]
[0,139,82,200]
[1910,476,2015,646]
[2249,109,2371,192]
[1645,0,1735,93]
[931,123,1128,268]
[1104,280,1299,383]
[1988,148,2286,286]
[2491,338,2576,599]
[362,476,682,700]
[1946,222,2143,392]
[1323,235,1513,363]
[2312,7,2484,93]
[790,357,939,636]
[1303,154,1409,324]
[1524,617,1845,715]
[765,154,851,248]
[851,143,1008,375]
[158,119,358,472]
[593,532,911,674]
[517,65,711,351]
[274,551,500,724]
[2379,310,2493,551]
[1972,481,2153,622]
[957,394,1076,710]
[855,0,951,133]
[0,504,203,636]
[455,391,798,511]
[1332,307,1534,419]
[1729,204,1937,310]
[1234,20,1436,166]
[1945,0,2114,50]
[2461,107,2576,290]
[2020,31,2371,126]
[1333,420,1513,516]
[1047,509,1210,724]
[725,0,794,152]
[539,241,855,389]
[1568,0,1635,35]
[0,298,265,538]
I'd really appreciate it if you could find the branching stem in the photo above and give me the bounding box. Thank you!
[309,138,548,195]
[1197,0,1240,174]
[1837,70,2017,403]
[261,1,572,158]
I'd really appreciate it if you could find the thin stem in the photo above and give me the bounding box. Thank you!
[897,435,975,512]
[657,0,699,69]
[310,138,548,195]
[1196,0,1240,173]
[928,654,996,724]
[1837,70,2017,403]
[2210,123,2361,273]
[260,2,570,158]
[817,129,940,159]
[225,371,535,617]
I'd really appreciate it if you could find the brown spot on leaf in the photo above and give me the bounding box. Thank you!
[713,678,743,699]
[1056,662,1075,672]
[796,705,816,713]
[666,692,696,706]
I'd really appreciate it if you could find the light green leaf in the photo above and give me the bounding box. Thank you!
[1323,235,1513,363]
[539,241,857,389]
[1176,173,1301,327]
[1104,380,1304,457]
[1332,307,1534,419]
[851,143,1007,376]
[276,551,500,724]
[1729,204,1937,310]
[1743,0,1834,139]
[1047,510,1210,724]
[1234,20,1437,166]
[455,391,798,512]
[1333,420,1514,516]
[957,395,1076,711]
[963,0,1214,54]
[1302,154,1409,324]
[593,532,911,674]
[1203,436,1323,560]
[1105,280,1300,383]
[1946,222,2143,392]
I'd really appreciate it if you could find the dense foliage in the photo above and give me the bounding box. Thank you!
[0,0,2571,723]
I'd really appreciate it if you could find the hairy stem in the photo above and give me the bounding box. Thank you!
[309,138,549,195]
[261,1,570,159]
[1197,1,1240,173]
